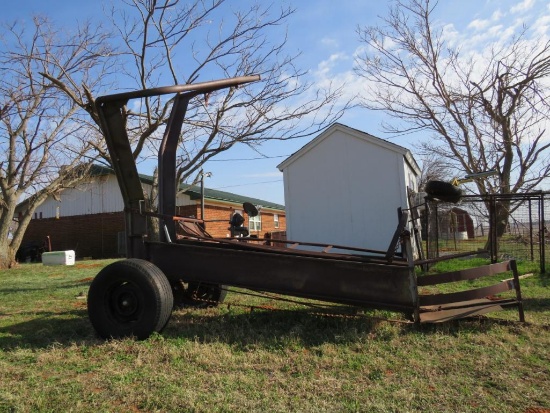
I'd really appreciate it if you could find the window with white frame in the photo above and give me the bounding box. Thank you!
[249,214,261,231]
[273,214,279,228]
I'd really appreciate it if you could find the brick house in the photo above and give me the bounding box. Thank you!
[17,165,285,259]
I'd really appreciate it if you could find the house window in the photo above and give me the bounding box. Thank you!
[273,214,279,229]
[249,214,261,231]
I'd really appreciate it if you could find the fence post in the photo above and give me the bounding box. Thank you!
[435,203,440,259]
[490,195,497,263]
[529,198,534,261]
[541,192,546,274]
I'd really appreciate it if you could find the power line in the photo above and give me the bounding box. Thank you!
[214,179,283,190]
[209,155,290,162]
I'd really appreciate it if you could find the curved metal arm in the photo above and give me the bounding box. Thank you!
[95,75,261,105]
[95,74,261,258]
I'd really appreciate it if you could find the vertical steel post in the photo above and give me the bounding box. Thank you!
[510,260,525,322]
[425,201,430,263]
[529,198,534,261]
[200,170,205,220]
[493,196,498,263]
[158,93,192,242]
[540,192,546,273]
[95,99,148,259]
[435,202,440,258]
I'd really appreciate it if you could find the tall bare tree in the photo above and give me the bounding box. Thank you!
[417,153,451,191]
[45,0,348,185]
[355,0,550,245]
[0,17,114,268]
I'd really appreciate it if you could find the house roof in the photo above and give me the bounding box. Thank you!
[90,164,285,211]
[277,122,421,175]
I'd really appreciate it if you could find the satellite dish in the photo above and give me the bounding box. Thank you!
[243,202,258,217]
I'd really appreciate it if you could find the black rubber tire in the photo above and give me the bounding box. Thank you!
[88,259,174,340]
[425,180,463,203]
[173,281,227,308]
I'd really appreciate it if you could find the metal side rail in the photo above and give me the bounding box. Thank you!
[416,260,525,323]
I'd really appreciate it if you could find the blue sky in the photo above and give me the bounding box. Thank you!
[3,0,550,205]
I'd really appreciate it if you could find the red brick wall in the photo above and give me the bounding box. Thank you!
[22,212,125,259]
[22,204,286,259]
[177,203,286,238]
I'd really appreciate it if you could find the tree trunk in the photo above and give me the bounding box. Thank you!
[0,241,18,269]
[145,168,160,242]
[484,200,510,259]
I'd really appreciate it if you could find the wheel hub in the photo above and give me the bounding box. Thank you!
[110,283,140,321]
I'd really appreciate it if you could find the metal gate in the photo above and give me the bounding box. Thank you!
[423,192,548,273]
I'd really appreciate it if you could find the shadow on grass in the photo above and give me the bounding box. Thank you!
[162,305,528,350]
[0,281,92,295]
[0,309,97,350]
[166,308,387,349]
[0,304,539,351]
[0,306,390,351]
[523,297,550,312]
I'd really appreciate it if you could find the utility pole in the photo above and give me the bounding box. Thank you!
[200,170,212,220]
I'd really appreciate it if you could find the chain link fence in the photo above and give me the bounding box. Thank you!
[419,192,549,273]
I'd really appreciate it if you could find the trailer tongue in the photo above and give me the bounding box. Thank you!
[87,75,525,340]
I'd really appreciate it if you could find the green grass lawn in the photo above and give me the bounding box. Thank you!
[0,259,549,412]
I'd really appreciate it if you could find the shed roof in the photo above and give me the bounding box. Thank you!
[277,123,421,175]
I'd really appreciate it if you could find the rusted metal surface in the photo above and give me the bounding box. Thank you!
[158,93,191,243]
[419,281,517,307]
[96,76,260,103]
[95,75,260,257]
[147,239,417,312]
[385,207,408,262]
[418,259,524,322]
[417,260,512,286]
[419,299,516,323]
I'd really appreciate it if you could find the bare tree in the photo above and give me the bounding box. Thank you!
[0,17,114,268]
[417,153,451,191]
[355,0,550,246]
[44,0,349,186]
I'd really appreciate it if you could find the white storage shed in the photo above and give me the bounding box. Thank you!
[277,123,421,253]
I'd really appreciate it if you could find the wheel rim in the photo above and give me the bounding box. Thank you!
[109,282,142,322]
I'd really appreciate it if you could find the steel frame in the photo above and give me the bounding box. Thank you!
[92,75,525,328]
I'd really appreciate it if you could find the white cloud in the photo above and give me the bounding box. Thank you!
[487,24,505,37]
[468,19,490,30]
[320,36,339,48]
[441,23,460,46]
[315,52,348,77]
[491,10,505,21]
[510,0,535,14]
[532,14,550,37]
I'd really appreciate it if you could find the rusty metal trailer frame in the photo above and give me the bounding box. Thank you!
[87,75,525,339]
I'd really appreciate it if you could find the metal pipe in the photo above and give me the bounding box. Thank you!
[96,75,260,104]
[201,170,205,220]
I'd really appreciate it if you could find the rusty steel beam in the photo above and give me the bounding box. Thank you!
[95,75,260,258]
[158,93,190,243]
[417,261,512,286]
[146,240,418,313]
